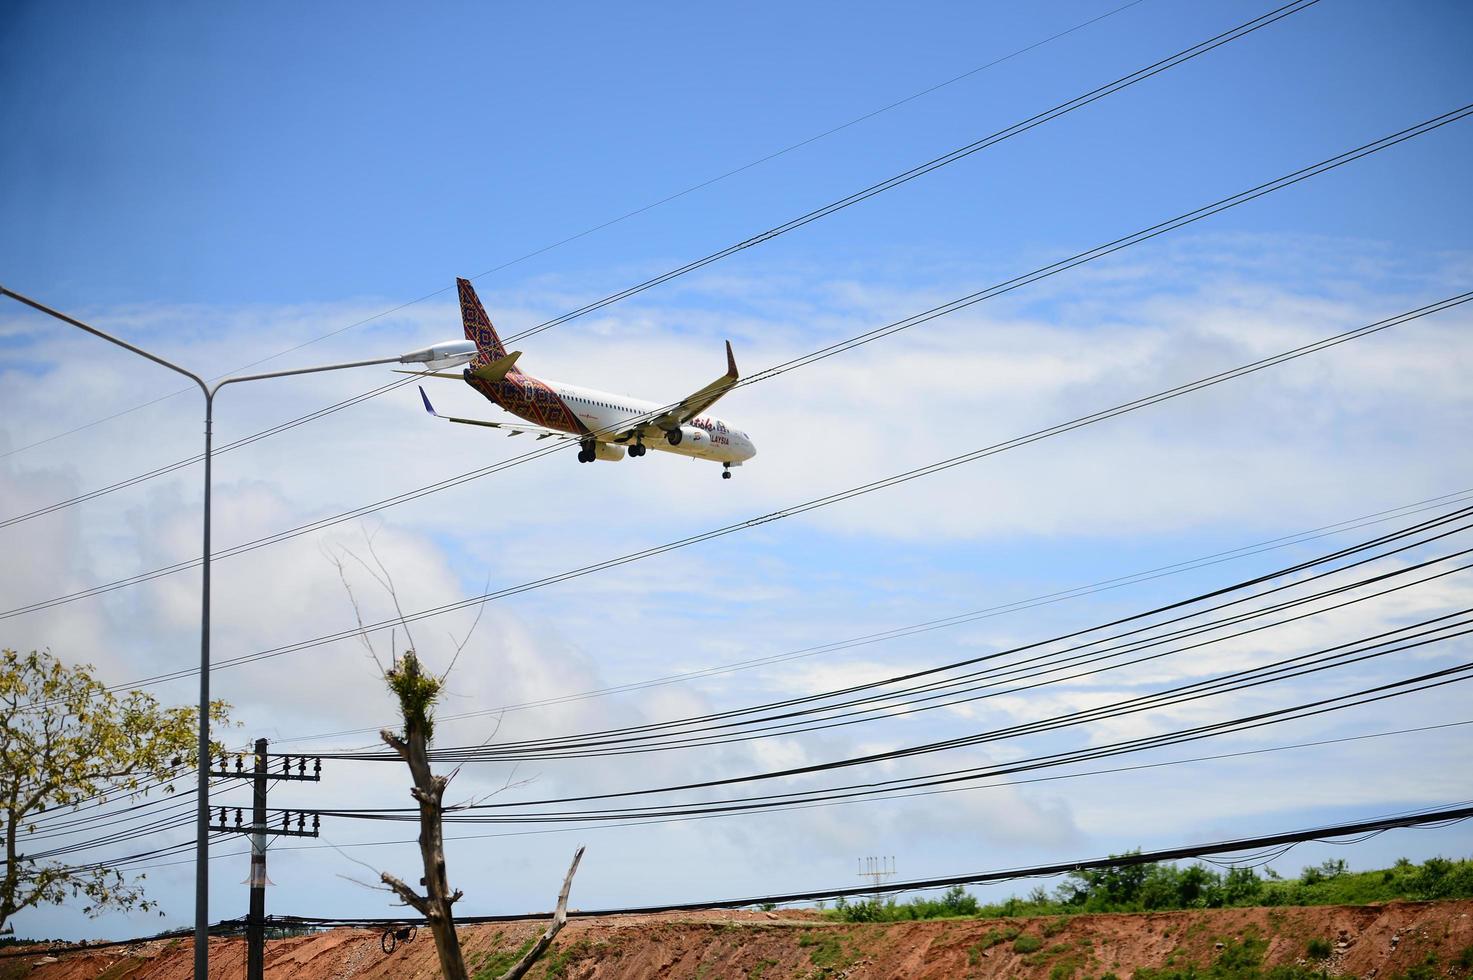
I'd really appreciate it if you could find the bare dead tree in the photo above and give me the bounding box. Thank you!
[325,533,584,980]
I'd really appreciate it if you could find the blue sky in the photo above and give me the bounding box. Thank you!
[2,0,1471,941]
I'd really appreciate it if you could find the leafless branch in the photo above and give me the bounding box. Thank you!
[441,573,492,680]
[362,530,419,657]
[496,846,585,980]
[321,543,385,675]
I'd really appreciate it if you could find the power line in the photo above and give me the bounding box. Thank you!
[267,804,1473,923]
[9,800,1467,956]
[318,522,1473,762]
[30,287,1472,702]
[311,629,1473,822]
[8,102,1467,616]
[0,0,1254,470]
[99,721,1473,872]
[271,488,1473,745]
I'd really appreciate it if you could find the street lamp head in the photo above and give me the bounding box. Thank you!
[398,339,477,371]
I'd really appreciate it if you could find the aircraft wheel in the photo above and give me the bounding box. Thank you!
[666,429,682,446]
[577,448,591,463]
[722,470,732,480]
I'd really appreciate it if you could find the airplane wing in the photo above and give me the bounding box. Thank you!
[417,387,579,441]
[641,340,740,435]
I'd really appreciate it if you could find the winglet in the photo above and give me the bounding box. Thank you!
[419,386,440,417]
[725,340,738,379]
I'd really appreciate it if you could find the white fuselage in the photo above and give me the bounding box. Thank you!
[551,380,757,464]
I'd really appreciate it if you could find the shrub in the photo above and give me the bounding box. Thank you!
[1306,938,1332,960]
[1013,934,1044,954]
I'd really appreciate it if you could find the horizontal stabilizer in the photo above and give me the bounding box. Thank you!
[469,350,522,383]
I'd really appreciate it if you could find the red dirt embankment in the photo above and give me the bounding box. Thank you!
[9,901,1472,978]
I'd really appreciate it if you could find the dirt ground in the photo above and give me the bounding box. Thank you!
[6,900,1472,979]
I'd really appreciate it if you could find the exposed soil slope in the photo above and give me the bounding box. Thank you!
[8,900,1472,979]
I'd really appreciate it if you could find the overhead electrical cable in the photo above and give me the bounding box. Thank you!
[272,487,1473,745]
[274,803,1473,921]
[399,514,1473,760]
[314,658,1473,825]
[0,376,419,530]
[149,721,1473,866]
[5,105,1468,621]
[496,0,1324,346]
[0,0,1278,473]
[36,289,1473,706]
[6,802,1467,947]
[317,536,1473,763]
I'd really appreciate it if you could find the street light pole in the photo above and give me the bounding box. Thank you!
[0,284,464,978]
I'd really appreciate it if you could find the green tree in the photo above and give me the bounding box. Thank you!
[0,647,231,934]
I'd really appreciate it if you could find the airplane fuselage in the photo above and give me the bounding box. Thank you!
[465,370,757,465]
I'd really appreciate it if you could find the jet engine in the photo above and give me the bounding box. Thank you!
[592,443,626,462]
[665,425,708,447]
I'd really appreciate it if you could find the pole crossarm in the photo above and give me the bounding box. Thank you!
[208,807,321,839]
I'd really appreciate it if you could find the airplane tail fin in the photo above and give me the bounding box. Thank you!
[457,277,512,368]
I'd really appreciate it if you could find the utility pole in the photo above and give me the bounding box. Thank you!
[210,739,322,980]
[857,855,896,903]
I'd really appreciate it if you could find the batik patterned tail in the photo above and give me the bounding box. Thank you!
[457,277,509,364]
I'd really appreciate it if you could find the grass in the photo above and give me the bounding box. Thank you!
[1014,934,1044,954]
[471,937,535,979]
[747,958,778,979]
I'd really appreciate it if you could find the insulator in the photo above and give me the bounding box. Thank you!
[312,814,320,832]
[297,757,305,775]
[218,806,226,824]
[281,811,289,829]
[235,808,243,826]
[297,813,305,831]
[313,758,321,777]
[235,755,244,772]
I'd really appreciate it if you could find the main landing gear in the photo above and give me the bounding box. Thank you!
[722,463,733,480]
[578,439,595,463]
[629,441,647,457]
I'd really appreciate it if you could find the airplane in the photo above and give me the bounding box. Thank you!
[402,279,758,478]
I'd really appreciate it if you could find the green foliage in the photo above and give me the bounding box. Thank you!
[385,651,441,742]
[538,939,587,979]
[1305,938,1331,960]
[747,958,777,979]
[1134,933,1329,979]
[798,929,857,973]
[0,648,233,933]
[1014,934,1044,954]
[471,937,536,979]
[821,853,1473,931]
[966,853,1473,918]
[830,885,978,922]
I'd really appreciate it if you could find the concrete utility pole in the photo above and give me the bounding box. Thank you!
[210,739,321,980]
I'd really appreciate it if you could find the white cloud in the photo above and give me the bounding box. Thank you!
[5,232,1473,937]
